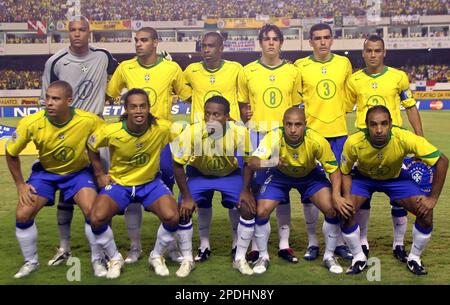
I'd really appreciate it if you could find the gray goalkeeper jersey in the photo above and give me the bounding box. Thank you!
[41,46,118,115]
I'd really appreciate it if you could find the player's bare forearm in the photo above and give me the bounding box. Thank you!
[173,161,193,200]
[242,165,254,191]
[329,170,343,197]
[5,151,26,187]
[406,105,424,136]
[88,148,106,179]
[429,154,449,202]
[341,174,353,199]
[248,157,262,171]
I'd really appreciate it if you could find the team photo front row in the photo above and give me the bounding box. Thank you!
[5,82,448,279]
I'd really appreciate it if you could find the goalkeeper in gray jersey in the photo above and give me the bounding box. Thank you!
[41,15,118,277]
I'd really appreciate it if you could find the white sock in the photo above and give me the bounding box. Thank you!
[16,221,38,264]
[152,223,177,257]
[177,221,193,262]
[336,229,345,247]
[393,216,408,248]
[124,202,142,250]
[323,218,340,261]
[228,209,239,249]
[408,223,432,263]
[235,218,255,261]
[93,226,121,261]
[255,219,271,260]
[197,207,212,251]
[356,209,370,248]
[276,204,291,250]
[341,225,366,262]
[250,237,259,252]
[84,222,103,262]
[57,202,73,251]
[303,203,319,247]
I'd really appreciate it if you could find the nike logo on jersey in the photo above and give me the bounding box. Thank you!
[251,69,258,72]
[63,62,71,66]
[192,69,199,72]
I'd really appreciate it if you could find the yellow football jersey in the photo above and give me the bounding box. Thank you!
[88,119,180,186]
[253,127,338,178]
[173,121,252,176]
[238,60,302,132]
[341,126,441,180]
[184,60,243,123]
[106,57,191,120]
[7,108,104,175]
[346,66,417,129]
[294,54,352,138]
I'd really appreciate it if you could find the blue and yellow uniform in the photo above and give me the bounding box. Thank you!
[173,121,252,208]
[107,56,191,189]
[184,60,243,123]
[88,119,180,211]
[340,127,441,201]
[6,108,104,203]
[253,128,338,203]
[295,54,352,161]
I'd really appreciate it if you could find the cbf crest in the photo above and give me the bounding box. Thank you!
[144,74,150,81]
[269,75,276,82]
[372,82,378,89]
[209,75,215,84]
[321,67,327,75]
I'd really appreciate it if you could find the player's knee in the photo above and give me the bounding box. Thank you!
[159,209,179,228]
[257,208,271,220]
[323,206,337,219]
[239,205,255,220]
[16,209,33,223]
[89,208,109,229]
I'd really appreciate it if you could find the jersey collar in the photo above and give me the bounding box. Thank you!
[202,60,225,73]
[45,107,75,128]
[122,120,149,137]
[309,53,334,63]
[137,56,163,69]
[257,59,286,70]
[363,66,388,78]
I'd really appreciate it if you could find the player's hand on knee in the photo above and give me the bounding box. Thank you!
[180,196,196,220]
[416,195,437,218]
[18,183,37,207]
[238,190,256,217]
[334,195,354,220]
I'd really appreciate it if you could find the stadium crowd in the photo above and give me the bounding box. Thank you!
[1,0,449,22]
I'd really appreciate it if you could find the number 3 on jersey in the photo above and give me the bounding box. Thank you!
[316,79,336,100]
[263,87,283,108]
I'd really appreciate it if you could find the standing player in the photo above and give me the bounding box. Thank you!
[294,23,352,261]
[184,32,244,261]
[346,34,424,260]
[173,96,253,264]
[88,88,194,278]
[6,81,105,278]
[243,107,347,274]
[106,27,191,263]
[338,105,447,275]
[41,15,118,266]
[237,24,303,264]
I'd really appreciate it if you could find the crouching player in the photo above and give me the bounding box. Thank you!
[239,107,349,274]
[172,96,253,267]
[87,88,193,279]
[6,81,105,278]
[338,105,448,275]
